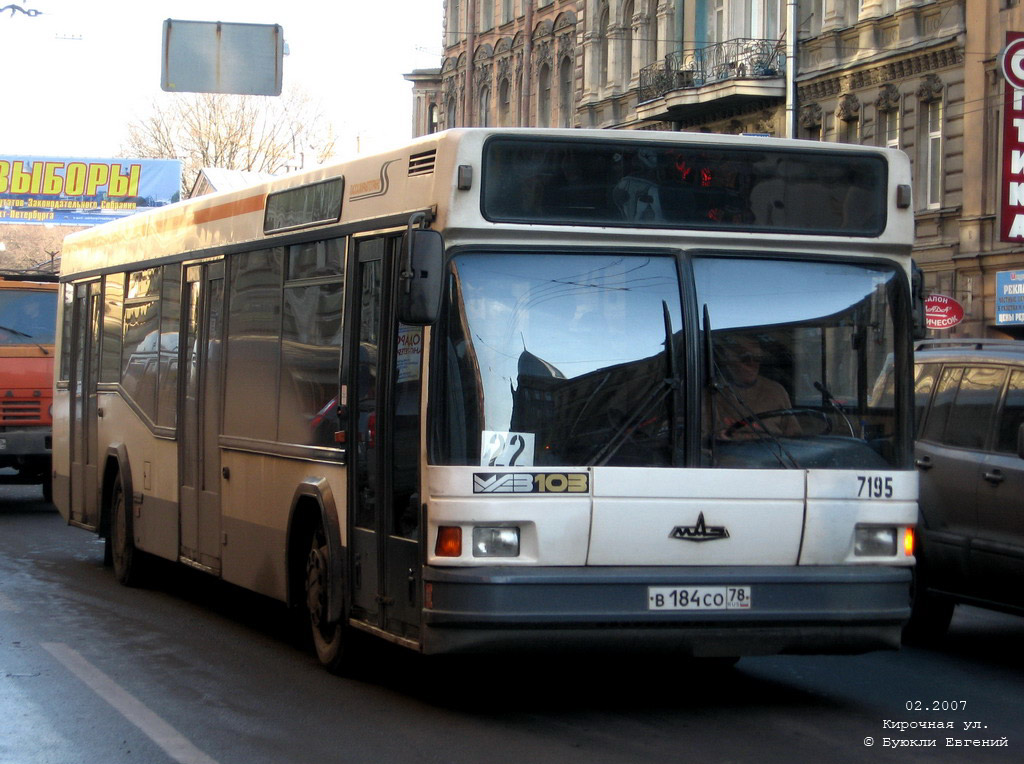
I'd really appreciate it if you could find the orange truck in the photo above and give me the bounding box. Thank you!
[0,274,57,501]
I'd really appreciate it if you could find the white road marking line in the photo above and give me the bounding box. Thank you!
[41,642,219,764]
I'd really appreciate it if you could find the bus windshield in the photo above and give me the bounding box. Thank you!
[435,253,904,470]
[436,253,684,468]
[0,289,57,345]
[699,256,902,469]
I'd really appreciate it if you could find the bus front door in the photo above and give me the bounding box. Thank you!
[349,235,423,643]
[68,281,101,529]
[178,261,225,573]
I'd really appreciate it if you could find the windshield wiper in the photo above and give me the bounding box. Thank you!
[589,301,681,467]
[0,324,31,338]
[0,324,49,355]
[589,377,672,466]
[814,380,856,436]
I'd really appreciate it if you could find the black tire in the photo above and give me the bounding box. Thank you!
[42,477,53,505]
[108,475,146,586]
[903,566,954,644]
[305,525,350,673]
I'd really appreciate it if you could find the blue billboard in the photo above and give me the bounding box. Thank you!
[996,269,1024,326]
[0,155,182,226]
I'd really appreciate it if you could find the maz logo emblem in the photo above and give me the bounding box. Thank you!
[669,512,730,542]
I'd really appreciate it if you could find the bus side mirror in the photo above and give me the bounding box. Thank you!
[398,228,445,325]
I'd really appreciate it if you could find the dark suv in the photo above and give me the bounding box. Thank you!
[906,339,1024,640]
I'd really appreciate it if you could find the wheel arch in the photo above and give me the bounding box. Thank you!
[286,477,345,623]
[100,443,133,539]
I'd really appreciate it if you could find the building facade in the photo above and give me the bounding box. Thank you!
[410,0,1024,339]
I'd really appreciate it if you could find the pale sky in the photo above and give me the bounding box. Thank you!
[0,0,445,160]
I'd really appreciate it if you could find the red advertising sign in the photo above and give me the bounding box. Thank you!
[1002,32,1024,242]
[924,294,965,329]
[1002,35,1024,89]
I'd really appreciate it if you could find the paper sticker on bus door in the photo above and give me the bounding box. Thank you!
[480,431,535,467]
[396,325,423,382]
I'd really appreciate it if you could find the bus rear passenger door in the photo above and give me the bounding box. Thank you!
[348,235,423,643]
[68,281,101,529]
[179,261,225,573]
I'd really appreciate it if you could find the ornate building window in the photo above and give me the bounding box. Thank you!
[599,5,610,90]
[623,0,635,84]
[800,103,823,141]
[807,0,823,35]
[498,77,512,127]
[875,84,901,150]
[446,96,458,130]
[479,84,492,127]
[447,0,462,46]
[503,0,514,24]
[918,74,944,210]
[538,62,552,126]
[640,0,657,69]
[713,0,725,42]
[443,59,460,129]
[711,0,780,42]
[836,94,860,144]
[559,55,573,127]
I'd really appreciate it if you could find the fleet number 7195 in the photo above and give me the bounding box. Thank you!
[857,475,893,498]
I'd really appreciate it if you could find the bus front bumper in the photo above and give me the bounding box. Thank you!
[420,565,911,657]
[0,428,51,477]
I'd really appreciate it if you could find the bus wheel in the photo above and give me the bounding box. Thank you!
[108,475,144,586]
[305,526,348,673]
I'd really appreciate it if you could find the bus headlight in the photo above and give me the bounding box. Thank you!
[472,527,520,558]
[854,525,897,557]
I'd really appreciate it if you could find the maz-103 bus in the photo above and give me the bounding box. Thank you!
[54,128,919,670]
[0,273,58,502]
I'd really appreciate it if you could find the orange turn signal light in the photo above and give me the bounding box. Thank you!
[904,526,915,557]
[435,526,463,557]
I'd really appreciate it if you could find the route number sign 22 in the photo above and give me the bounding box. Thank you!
[480,431,536,467]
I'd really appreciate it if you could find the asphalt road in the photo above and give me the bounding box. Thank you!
[2,485,1022,764]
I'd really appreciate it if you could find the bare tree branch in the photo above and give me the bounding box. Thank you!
[120,89,338,196]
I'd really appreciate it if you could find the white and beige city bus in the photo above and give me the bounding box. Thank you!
[53,128,920,670]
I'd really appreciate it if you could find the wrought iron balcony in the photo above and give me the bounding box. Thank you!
[638,38,786,104]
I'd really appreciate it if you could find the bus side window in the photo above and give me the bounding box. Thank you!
[279,279,344,447]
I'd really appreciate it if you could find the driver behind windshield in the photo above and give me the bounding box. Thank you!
[715,335,801,438]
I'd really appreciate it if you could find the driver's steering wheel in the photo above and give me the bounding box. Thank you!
[722,407,831,437]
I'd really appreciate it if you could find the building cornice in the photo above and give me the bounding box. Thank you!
[798,42,964,102]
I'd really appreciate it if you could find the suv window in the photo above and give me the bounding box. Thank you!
[995,368,1024,454]
[921,366,963,443]
[921,365,1007,449]
[914,363,940,436]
